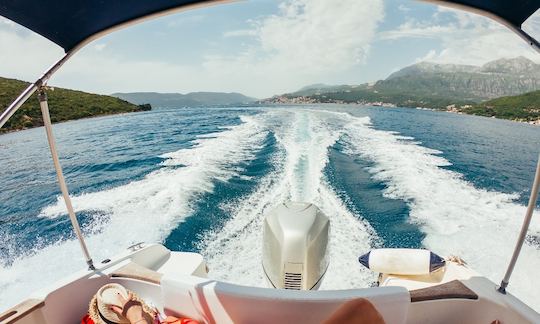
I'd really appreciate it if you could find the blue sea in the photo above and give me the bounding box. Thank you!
[1,105,539,311]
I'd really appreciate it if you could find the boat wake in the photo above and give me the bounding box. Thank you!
[200,110,377,289]
[1,108,539,312]
[202,108,540,308]
[340,114,540,310]
[0,115,268,309]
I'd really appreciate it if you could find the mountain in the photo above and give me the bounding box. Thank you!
[386,62,477,79]
[113,91,257,107]
[378,56,540,100]
[266,57,540,109]
[289,84,366,97]
[479,56,540,75]
[0,77,150,133]
[461,90,540,122]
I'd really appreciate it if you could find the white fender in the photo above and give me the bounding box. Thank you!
[358,248,445,275]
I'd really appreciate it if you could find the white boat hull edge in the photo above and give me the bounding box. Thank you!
[1,243,539,324]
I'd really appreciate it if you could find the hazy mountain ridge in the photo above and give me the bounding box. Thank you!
[388,57,540,79]
[266,57,540,108]
[380,57,540,100]
[113,91,257,108]
[479,57,540,75]
[289,84,367,97]
[386,62,478,79]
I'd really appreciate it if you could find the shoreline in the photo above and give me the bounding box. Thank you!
[269,101,540,126]
[0,109,150,136]
[2,103,537,137]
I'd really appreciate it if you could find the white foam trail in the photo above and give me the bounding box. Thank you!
[201,110,377,289]
[0,115,267,310]
[341,115,540,311]
[5,107,538,313]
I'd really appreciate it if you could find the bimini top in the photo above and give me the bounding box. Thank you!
[0,0,217,52]
[0,0,538,53]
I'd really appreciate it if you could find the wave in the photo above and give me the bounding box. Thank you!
[2,107,539,313]
[0,115,268,310]
[340,114,540,310]
[201,110,377,289]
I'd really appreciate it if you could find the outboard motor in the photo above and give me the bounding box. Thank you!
[262,202,330,290]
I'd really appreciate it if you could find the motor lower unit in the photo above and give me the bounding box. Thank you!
[262,201,330,290]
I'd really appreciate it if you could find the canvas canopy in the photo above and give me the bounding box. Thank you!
[0,0,538,53]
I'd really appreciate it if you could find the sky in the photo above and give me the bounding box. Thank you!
[0,0,539,99]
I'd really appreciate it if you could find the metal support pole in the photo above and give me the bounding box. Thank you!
[38,88,95,271]
[498,153,540,294]
[0,52,73,129]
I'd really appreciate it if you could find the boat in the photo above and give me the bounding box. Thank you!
[1,1,540,323]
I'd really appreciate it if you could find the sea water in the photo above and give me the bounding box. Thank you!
[0,105,539,312]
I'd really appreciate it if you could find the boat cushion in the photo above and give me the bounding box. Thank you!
[161,275,409,324]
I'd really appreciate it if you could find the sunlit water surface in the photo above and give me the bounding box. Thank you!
[1,105,539,311]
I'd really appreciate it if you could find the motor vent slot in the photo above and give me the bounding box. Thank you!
[284,272,302,290]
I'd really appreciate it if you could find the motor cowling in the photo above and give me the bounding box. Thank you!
[262,202,330,290]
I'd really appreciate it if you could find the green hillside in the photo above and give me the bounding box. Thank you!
[301,88,475,108]
[462,90,540,121]
[0,77,151,133]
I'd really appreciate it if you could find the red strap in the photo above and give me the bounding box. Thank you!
[81,314,95,324]
[161,315,199,324]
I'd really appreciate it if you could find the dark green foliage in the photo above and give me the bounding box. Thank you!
[0,77,151,133]
[138,103,152,111]
[462,90,540,121]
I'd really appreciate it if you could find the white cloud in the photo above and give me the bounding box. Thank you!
[204,0,385,97]
[398,4,411,12]
[93,43,107,51]
[223,29,257,38]
[380,20,453,40]
[0,18,63,82]
[0,21,205,96]
[523,10,540,38]
[1,2,538,98]
[381,7,540,66]
[0,1,384,98]
[0,17,15,27]
[166,14,206,27]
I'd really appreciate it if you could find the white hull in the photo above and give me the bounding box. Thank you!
[1,243,538,324]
